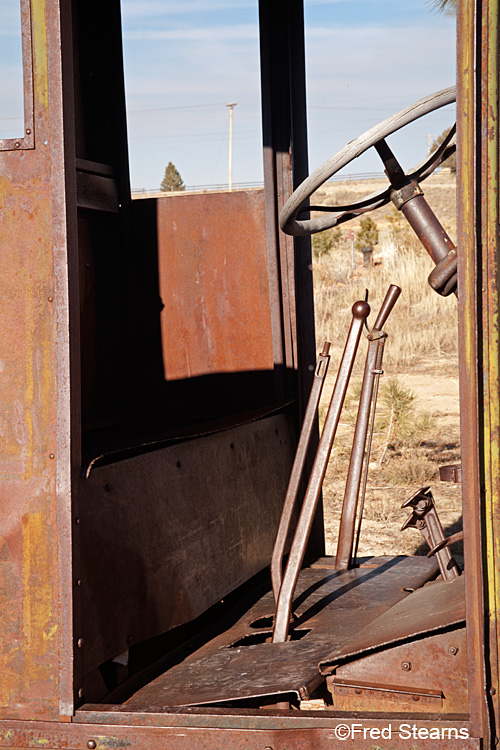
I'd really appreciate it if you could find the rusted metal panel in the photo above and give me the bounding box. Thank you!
[75,413,295,695]
[0,0,73,721]
[147,190,274,381]
[331,628,468,714]
[258,2,322,563]
[0,715,481,750]
[456,0,496,738]
[319,576,464,674]
[76,172,119,213]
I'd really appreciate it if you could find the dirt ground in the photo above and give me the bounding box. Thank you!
[321,357,462,562]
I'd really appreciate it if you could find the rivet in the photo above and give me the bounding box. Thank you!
[449,645,459,655]
[48,296,53,302]
[87,742,97,749]
[401,661,411,671]
[77,638,84,648]
[412,695,420,702]
[76,579,82,587]
[354,687,362,694]
[14,141,20,148]
[491,687,497,696]
[49,453,55,459]
[75,518,81,525]
[26,128,31,135]
[43,140,48,145]
[264,747,273,750]
[77,688,84,699]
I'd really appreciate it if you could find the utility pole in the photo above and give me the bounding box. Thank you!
[226,102,237,191]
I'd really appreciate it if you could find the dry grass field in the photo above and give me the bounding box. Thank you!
[310,171,462,564]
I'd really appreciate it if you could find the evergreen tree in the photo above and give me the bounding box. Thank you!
[160,162,185,192]
[312,227,343,260]
[355,216,379,251]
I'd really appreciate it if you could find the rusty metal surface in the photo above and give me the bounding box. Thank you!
[399,196,457,294]
[456,0,493,738]
[440,464,462,483]
[330,678,443,709]
[401,488,460,580]
[0,715,481,749]
[122,556,437,708]
[0,0,73,721]
[336,286,400,570]
[374,138,458,296]
[320,575,465,674]
[271,344,331,602]
[331,627,468,714]
[150,190,274,381]
[75,413,295,692]
[428,531,465,558]
[428,248,458,296]
[273,302,370,642]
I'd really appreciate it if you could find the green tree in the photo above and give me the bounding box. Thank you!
[355,216,378,251]
[160,162,185,192]
[312,226,342,259]
[430,128,456,172]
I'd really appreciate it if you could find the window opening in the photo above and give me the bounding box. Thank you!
[0,0,34,150]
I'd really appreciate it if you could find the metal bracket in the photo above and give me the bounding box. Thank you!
[401,487,460,580]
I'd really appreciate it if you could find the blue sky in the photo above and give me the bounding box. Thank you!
[0,0,456,191]
[122,0,456,190]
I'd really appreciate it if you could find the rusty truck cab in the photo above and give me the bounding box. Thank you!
[0,1,499,748]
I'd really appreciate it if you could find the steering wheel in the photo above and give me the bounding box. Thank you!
[280,86,456,237]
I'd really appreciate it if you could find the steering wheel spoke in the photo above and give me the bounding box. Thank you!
[280,86,456,238]
[280,87,458,296]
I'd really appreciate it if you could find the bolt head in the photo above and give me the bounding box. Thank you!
[87,742,97,749]
[401,661,411,671]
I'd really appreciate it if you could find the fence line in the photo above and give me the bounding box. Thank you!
[131,172,389,198]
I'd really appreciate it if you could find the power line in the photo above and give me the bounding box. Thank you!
[128,102,227,114]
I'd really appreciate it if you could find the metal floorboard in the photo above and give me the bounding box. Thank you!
[124,555,439,707]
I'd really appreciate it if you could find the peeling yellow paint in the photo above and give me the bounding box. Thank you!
[31,0,49,112]
[22,510,57,664]
[43,624,57,642]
